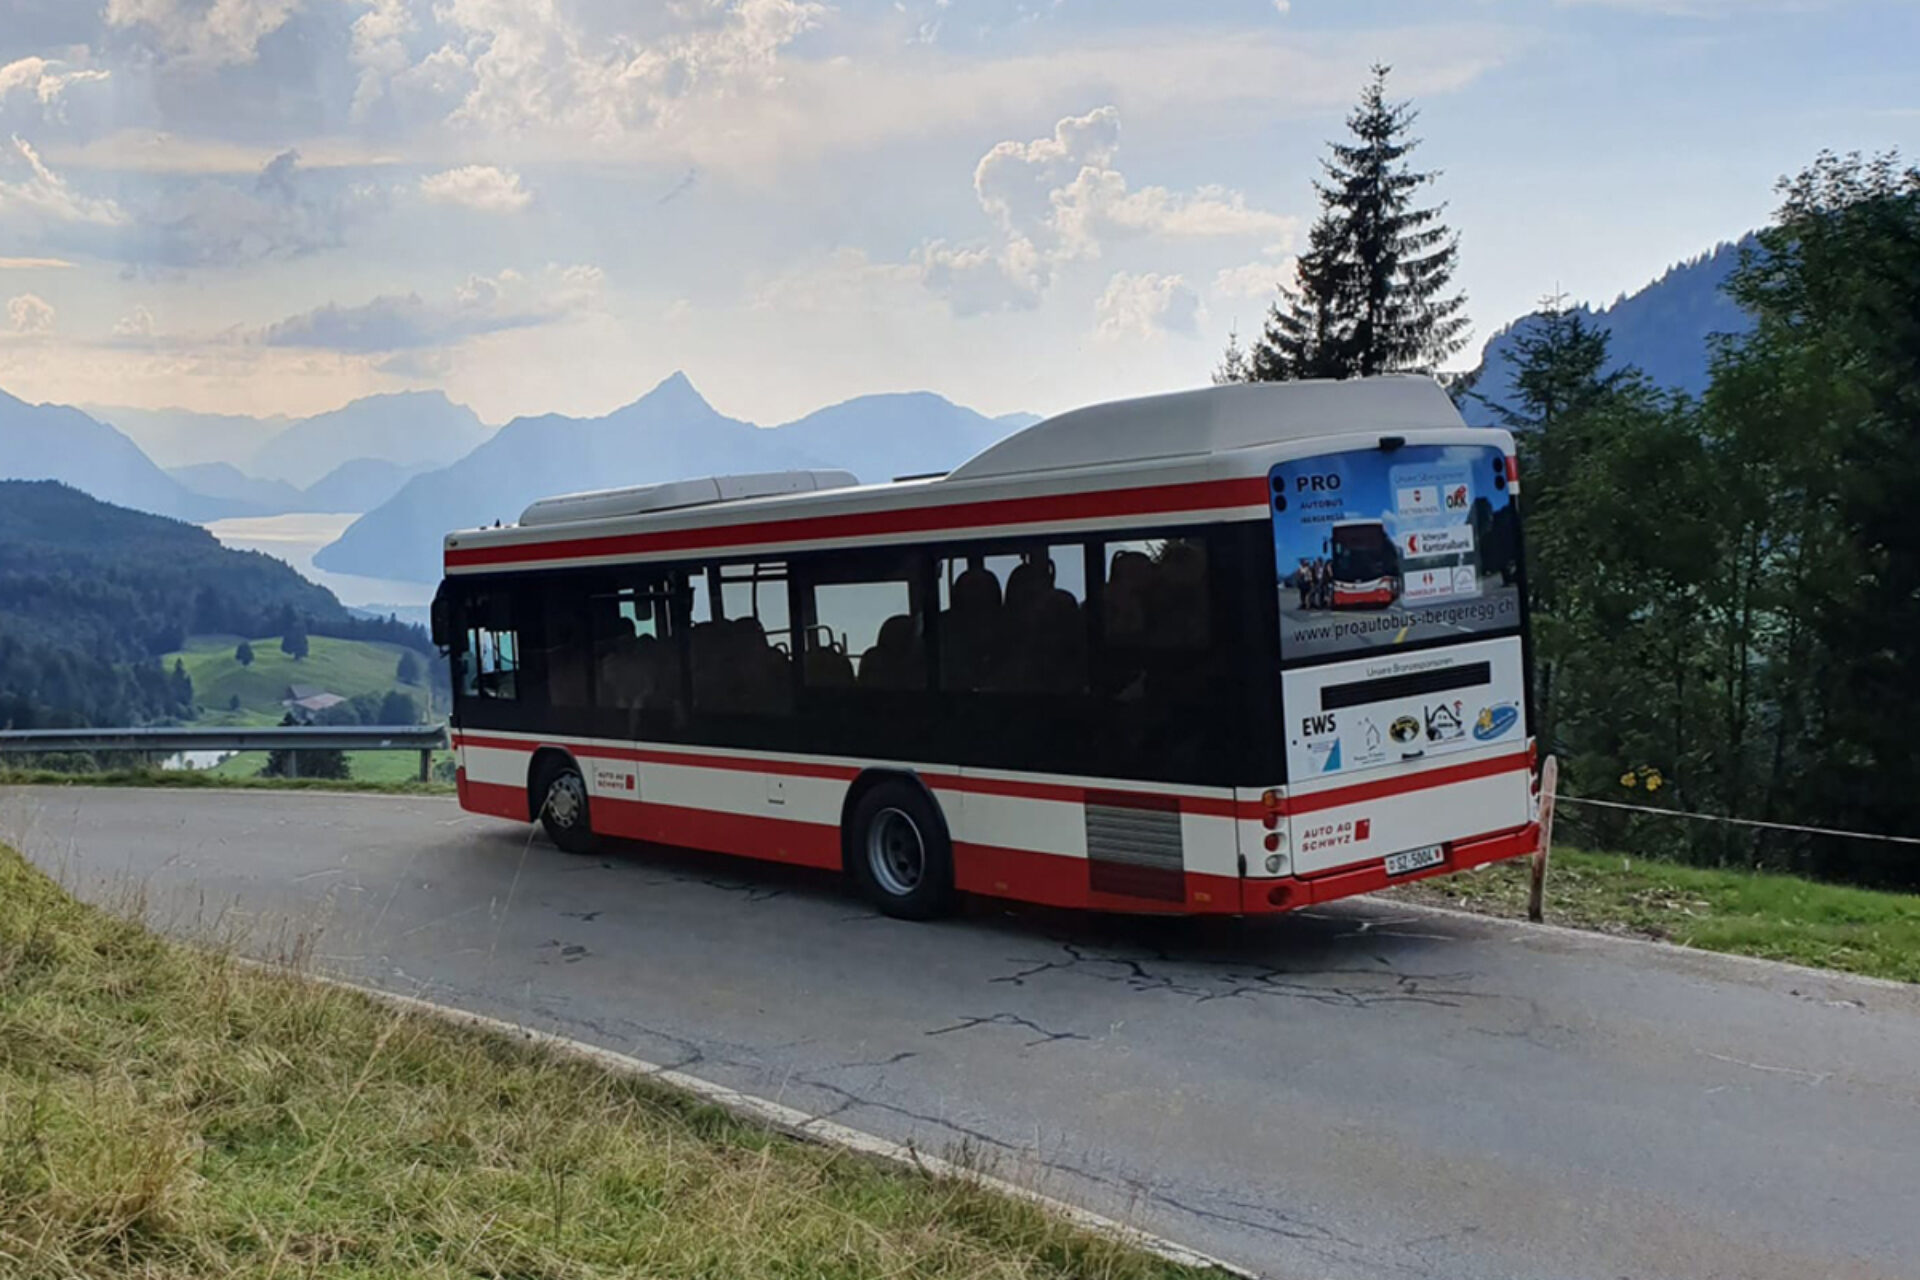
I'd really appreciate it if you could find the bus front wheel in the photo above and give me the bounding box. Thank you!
[848,781,955,920]
[534,759,597,855]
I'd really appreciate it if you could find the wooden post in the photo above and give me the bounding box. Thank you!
[419,749,431,783]
[1528,754,1559,923]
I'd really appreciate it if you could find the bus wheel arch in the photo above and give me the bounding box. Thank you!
[840,769,955,920]
[528,747,596,855]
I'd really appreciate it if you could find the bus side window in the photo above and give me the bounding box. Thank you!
[461,592,519,701]
[806,572,924,691]
[691,563,793,716]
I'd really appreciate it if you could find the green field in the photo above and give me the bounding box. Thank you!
[1387,848,1920,984]
[0,843,1211,1280]
[205,748,453,784]
[164,633,438,723]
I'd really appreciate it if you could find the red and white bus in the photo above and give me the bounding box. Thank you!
[1327,519,1401,609]
[434,375,1540,919]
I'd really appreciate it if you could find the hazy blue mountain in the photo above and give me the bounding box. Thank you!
[167,461,309,513]
[315,374,1034,584]
[995,411,1044,431]
[85,403,293,470]
[249,390,490,488]
[1463,238,1754,425]
[315,373,826,582]
[1,389,243,522]
[302,457,430,512]
[775,391,1020,482]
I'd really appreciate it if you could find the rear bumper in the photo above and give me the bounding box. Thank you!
[1238,822,1540,914]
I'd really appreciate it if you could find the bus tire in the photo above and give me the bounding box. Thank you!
[533,757,597,855]
[847,780,955,920]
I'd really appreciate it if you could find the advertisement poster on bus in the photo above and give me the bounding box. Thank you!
[1270,444,1522,662]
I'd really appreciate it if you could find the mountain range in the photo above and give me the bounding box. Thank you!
[314,375,1028,583]
[5,233,1762,595]
[0,388,241,523]
[1461,238,1753,424]
[88,391,486,485]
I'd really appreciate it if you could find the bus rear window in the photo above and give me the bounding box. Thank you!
[1271,443,1521,662]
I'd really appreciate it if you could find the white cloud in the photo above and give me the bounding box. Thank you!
[1094,271,1199,340]
[8,292,55,335]
[418,164,532,212]
[113,305,157,338]
[105,0,304,67]
[347,0,416,120]
[916,105,1292,315]
[129,149,386,269]
[751,247,923,313]
[0,136,128,227]
[0,257,73,269]
[1212,258,1294,301]
[417,0,826,140]
[0,57,112,114]
[260,264,603,352]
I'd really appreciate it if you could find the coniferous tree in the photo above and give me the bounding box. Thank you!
[281,621,309,661]
[1245,65,1468,380]
[235,640,254,667]
[396,650,423,685]
[1212,327,1251,384]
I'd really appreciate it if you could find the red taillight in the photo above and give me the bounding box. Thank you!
[1262,813,1280,830]
[1506,454,1520,482]
[1263,833,1281,852]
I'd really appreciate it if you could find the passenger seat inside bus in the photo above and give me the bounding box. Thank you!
[939,567,1001,692]
[859,614,925,690]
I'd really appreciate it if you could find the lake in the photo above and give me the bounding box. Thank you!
[202,513,435,611]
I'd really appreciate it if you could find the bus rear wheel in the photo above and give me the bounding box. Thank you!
[534,760,597,855]
[848,781,954,920]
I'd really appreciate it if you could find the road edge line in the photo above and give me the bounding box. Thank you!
[236,959,1253,1279]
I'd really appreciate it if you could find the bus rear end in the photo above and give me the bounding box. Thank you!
[1251,436,1537,910]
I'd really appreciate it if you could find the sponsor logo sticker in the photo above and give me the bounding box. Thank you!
[1425,700,1465,742]
[1474,703,1521,742]
[1389,715,1421,744]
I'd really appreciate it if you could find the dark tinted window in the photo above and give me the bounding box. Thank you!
[801,557,927,692]
[689,562,793,715]
[589,577,682,714]
[937,543,1086,695]
[459,591,519,701]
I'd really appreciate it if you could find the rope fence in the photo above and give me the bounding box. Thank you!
[1553,794,1920,849]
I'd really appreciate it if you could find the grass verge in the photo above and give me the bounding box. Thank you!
[0,766,451,796]
[1384,847,1920,984]
[0,843,1216,1279]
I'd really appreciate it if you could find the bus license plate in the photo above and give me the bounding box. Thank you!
[1384,844,1446,876]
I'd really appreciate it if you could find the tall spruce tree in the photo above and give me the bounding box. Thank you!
[1246,65,1468,380]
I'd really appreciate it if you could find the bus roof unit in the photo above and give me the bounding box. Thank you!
[946,375,1465,482]
[518,469,859,528]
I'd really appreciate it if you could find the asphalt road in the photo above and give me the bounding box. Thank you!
[7,785,1919,1280]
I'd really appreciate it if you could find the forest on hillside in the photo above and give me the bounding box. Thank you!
[1218,67,1919,890]
[0,482,433,729]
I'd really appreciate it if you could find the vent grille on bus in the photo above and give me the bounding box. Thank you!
[1083,796,1186,902]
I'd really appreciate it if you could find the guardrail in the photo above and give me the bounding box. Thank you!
[0,724,450,781]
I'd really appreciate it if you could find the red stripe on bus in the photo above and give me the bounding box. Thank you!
[443,476,1272,570]
[455,733,1237,814]
[954,841,1243,914]
[1279,750,1532,816]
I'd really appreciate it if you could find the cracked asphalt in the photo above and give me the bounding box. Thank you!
[7,786,1920,1280]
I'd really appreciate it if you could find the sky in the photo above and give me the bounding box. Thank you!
[0,0,1915,429]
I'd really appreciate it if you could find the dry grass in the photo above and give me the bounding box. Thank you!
[0,844,1216,1280]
